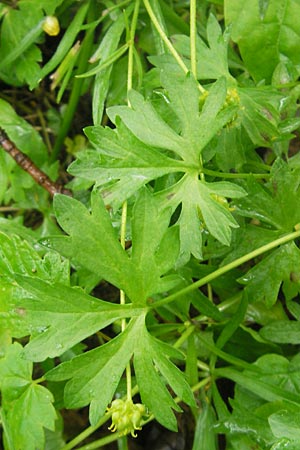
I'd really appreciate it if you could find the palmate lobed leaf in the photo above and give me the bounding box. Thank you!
[107,75,235,165]
[70,75,245,261]
[50,188,181,304]
[71,119,184,208]
[0,342,56,450]
[13,275,144,362]
[47,314,195,430]
[0,189,181,361]
[155,174,246,264]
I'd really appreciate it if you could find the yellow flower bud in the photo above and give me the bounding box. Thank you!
[43,16,60,36]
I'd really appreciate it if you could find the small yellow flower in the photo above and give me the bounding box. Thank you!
[107,398,146,437]
[43,16,60,36]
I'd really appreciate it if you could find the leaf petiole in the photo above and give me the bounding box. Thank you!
[150,228,300,309]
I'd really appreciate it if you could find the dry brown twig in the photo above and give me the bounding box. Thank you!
[0,128,72,197]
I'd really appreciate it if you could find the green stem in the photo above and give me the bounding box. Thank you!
[127,0,140,94]
[202,168,271,179]
[150,228,300,309]
[122,0,140,403]
[190,0,197,79]
[143,0,189,75]
[61,414,112,450]
[173,323,195,349]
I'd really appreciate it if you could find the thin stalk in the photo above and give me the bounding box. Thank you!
[150,228,300,309]
[61,414,112,450]
[173,323,195,349]
[143,0,190,76]
[127,0,140,94]
[120,201,131,400]
[121,0,140,404]
[202,168,271,179]
[190,0,197,79]
[190,0,207,181]
[61,385,140,450]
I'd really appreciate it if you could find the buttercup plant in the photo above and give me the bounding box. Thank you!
[1,1,300,449]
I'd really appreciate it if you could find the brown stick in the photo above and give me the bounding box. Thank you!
[0,128,72,197]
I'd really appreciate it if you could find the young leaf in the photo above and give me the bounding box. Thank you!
[0,342,56,450]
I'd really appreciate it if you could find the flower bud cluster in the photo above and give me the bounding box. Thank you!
[107,398,146,437]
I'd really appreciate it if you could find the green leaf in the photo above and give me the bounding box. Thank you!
[225,0,300,83]
[29,2,89,89]
[47,314,195,429]
[220,353,300,404]
[91,9,128,125]
[71,120,183,207]
[52,191,133,294]
[219,354,300,447]
[108,90,183,156]
[235,160,300,231]
[14,275,143,362]
[269,410,300,441]
[0,231,69,284]
[155,174,245,263]
[0,99,48,165]
[217,367,300,405]
[0,0,64,85]
[70,75,243,260]
[51,189,181,304]
[239,242,300,307]
[238,86,281,146]
[0,342,56,450]
[107,76,234,164]
[260,320,300,344]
